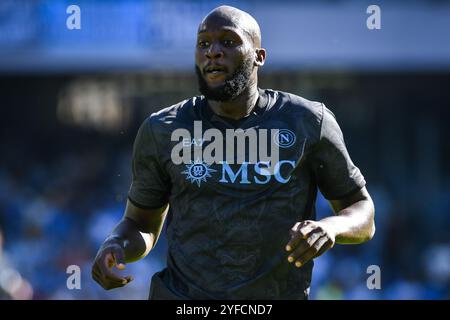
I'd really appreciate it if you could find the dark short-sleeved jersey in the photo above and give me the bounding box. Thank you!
[128,88,366,299]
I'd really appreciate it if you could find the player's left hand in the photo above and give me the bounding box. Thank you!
[285,220,336,268]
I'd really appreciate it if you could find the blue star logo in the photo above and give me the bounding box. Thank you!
[181,159,217,187]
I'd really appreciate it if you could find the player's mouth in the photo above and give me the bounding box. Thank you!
[204,65,227,80]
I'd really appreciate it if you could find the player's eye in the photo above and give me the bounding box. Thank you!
[198,40,209,48]
[223,39,235,47]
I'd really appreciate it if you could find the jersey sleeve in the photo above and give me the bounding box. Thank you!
[309,104,366,200]
[128,117,171,209]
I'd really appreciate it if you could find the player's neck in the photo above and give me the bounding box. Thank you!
[207,82,259,121]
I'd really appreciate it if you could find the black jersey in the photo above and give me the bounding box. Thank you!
[128,88,366,299]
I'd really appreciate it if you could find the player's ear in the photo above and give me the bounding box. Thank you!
[254,48,266,67]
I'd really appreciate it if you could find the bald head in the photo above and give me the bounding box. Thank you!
[195,5,266,102]
[199,5,261,47]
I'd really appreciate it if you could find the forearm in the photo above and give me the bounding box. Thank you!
[105,217,155,263]
[319,199,375,244]
[92,202,168,290]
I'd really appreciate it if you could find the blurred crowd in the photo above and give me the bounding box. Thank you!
[0,145,168,299]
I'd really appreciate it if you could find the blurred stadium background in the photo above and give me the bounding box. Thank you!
[1,0,450,299]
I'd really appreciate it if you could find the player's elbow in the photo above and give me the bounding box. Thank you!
[358,220,375,244]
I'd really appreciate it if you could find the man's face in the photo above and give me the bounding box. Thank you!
[195,16,255,101]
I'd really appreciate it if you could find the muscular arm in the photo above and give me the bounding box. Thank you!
[112,200,169,262]
[321,186,375,244]
[92,200,168,290]
[286,186,375,268]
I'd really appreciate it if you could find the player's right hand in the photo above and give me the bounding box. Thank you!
[91,241,133,290]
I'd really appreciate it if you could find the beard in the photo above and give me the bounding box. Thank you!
[196,57,254,102]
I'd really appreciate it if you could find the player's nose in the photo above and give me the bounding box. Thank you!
[205,42,223,60]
